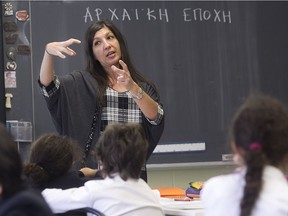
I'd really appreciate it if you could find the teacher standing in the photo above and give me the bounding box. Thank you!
[38,20,164,181]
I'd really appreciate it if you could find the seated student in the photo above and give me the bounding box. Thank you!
[0,123,54,216]
[23,133,88,190]
[201,95,288,216]
[42,123,164,216]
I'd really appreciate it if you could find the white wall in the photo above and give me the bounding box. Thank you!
[147,162,236,189]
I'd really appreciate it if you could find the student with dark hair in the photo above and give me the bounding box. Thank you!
[42,123,164,216]
[23,133,87,190]
[0,124,54,216]
[201,95,288,216]
[39,20,164,181]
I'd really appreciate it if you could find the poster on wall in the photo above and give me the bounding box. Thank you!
[4,71,17,88]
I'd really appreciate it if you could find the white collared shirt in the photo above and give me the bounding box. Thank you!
[42,174,164,216]
[201,165,288,216]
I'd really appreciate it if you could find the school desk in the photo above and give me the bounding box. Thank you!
[160,197,204,216]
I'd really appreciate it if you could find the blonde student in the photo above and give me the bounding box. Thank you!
[201,95,288,216]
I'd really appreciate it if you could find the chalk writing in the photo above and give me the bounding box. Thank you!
[83,7,231,23]
[84,7,169,23]
[183,8,232,23]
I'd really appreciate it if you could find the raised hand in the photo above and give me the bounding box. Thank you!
[45,38,81,59]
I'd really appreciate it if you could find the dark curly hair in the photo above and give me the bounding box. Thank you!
[23,134,82,188]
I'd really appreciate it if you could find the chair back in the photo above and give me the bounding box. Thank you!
[62,207,105,216]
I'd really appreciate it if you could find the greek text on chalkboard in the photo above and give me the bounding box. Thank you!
[84,7,232,23]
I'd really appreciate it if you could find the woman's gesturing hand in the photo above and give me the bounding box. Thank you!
[111,60,135,91]
[45,38,81,59]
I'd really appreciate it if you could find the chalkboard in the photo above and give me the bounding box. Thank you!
[5,1,288,164]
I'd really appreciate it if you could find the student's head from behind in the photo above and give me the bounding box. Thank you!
[24,133,81,187]
[229,94,288,216]
[230,94,288,167]
[96,123,148,181]
[0,123,23,200]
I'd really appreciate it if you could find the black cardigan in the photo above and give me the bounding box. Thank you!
[42,70,164,169]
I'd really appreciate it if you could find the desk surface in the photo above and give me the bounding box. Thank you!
[160,198,204,216]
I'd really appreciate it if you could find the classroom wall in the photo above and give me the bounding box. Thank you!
[147,163,236,189]
[0,4,6,124]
